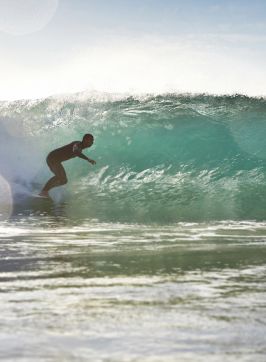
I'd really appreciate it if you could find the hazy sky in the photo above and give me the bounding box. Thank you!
[1,0,266,100]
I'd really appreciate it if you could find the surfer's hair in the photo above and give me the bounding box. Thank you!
[83,133,94,141]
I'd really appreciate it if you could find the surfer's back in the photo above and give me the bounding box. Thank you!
[48,141,81,162]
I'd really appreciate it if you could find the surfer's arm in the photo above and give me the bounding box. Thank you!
[77,153,96,165]
[73,143,96,164]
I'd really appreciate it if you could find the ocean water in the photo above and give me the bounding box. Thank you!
[0,93,266,361]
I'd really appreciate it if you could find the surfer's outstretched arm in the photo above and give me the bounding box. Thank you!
[77,152,96,165]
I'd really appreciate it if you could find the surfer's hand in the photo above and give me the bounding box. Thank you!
[88,159,96,165]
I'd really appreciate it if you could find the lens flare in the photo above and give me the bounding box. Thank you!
[0,175,13,221]
[0,0,58,36]
[230,111,266,160]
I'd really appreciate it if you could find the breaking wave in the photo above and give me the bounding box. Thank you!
[1,92,266,223]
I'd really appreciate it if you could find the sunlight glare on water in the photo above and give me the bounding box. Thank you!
[0,218,266,361]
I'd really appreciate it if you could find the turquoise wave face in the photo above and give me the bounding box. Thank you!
[1,93,266,222]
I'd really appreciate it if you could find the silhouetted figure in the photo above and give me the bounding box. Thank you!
[39,134,96,197]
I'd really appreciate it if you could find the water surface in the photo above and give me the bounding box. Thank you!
[1,218,266,361]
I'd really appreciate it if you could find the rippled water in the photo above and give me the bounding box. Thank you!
[1,218,266,361]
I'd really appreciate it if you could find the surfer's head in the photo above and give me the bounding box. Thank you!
[82,133,94,148]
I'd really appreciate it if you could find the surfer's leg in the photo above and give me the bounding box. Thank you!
[41,162,67,194]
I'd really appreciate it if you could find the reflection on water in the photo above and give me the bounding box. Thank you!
[0,219,266,361]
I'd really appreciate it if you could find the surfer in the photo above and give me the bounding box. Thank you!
[39,134,96,198]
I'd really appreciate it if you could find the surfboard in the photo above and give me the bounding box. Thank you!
[31,193,51,200]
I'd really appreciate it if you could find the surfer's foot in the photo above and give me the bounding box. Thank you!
[38,191,49,198]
